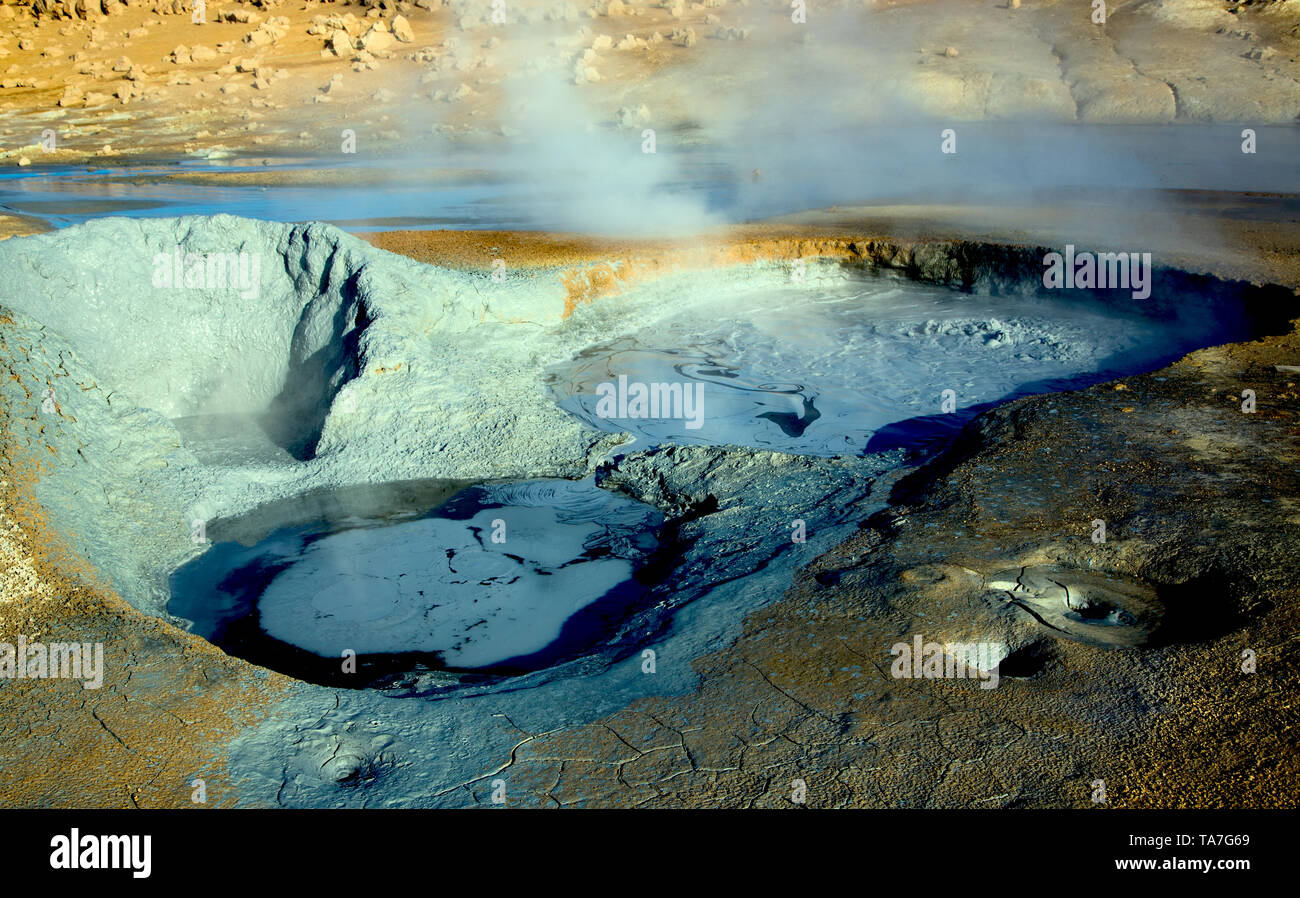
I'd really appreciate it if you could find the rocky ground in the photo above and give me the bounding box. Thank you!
[1,202,1297,807]
[0,0,1297,166]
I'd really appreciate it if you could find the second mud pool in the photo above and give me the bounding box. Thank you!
[168,478,664,688]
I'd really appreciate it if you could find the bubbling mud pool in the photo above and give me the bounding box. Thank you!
[546,271,1257,456]
[168,478,663,688]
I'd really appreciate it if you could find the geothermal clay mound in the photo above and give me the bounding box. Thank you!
[2,215,1298,808]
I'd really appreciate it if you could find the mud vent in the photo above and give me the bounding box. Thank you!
[986,565,1164,648]
[1147,569,1260,647]
[997,642,1052,678]
[258,291,369,461]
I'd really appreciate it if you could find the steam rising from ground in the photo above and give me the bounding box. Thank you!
[328,0,1297,246]
[6,0,1294,243]
[494,66,726,236]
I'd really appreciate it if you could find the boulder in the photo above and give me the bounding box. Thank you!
[391,13,413,42]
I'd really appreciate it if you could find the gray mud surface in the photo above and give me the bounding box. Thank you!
[1,213,1297,807]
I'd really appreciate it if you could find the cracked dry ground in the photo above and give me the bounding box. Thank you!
[0,359,291,807]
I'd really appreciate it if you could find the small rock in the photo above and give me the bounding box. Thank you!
[328,30,352,55]
[359,26,395,53]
